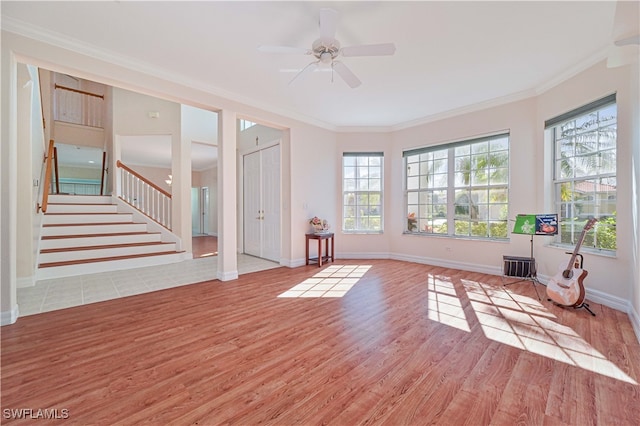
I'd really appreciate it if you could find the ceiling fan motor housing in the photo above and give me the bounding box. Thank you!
[312,39,340,63]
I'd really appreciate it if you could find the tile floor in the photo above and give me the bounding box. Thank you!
[17,254,280,317]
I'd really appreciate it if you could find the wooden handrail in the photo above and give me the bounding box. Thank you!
[37,140,55,213]
[116,160,172,198]
[54,84,104,99]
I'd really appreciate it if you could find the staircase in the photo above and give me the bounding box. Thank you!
[37,194,186,280]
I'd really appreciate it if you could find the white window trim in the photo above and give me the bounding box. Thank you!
[403,132,510,240]
[342,152,384,234]
[544,94,617,255]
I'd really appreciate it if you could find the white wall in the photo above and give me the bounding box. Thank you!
[2,30,637,333]
[338,61,637,320]
[1,44,18,324]
[112,87,180,137]
[238,123,283,151]
[385,98,538,272]
[16,63,35,283]
[200,167,218,235]
[181,104,217,241]
[536,61,635,305]
[289,125,338,263]
[182,104,217,145]
[112,87,188,250]
[631,61,640,334]
[336,132,393,258]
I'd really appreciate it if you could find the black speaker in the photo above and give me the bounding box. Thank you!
[503,256,536,278]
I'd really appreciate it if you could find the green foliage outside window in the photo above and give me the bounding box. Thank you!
[405,134,509,240]
[551,98,616,253]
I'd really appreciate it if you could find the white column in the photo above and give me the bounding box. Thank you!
[217,109,238,280]
[1,48,19,325]
[172,130,191,253]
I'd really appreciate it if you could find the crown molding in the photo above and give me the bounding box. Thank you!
[535,47,610,96]
[2,17,337,132]
[389,88,537,131]
[2,16,615,135]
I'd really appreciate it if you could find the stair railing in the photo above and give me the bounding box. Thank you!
[53,145,60,194]
[37,140,55,213]
[100,151,107,195]
[54,84,104,128]
[116,160,172,230]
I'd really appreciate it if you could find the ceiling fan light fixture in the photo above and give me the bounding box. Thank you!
[260,8,395,88]
[319,52,333,64]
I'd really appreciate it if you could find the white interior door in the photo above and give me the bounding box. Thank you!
[201,187,210,235]
[242,145,280,262]
[191,187,200,235]
[261,145,280,262]
[243,151,261,257]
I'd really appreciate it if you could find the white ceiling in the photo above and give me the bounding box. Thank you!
[57,137,217,171]
[120,135,217,171]
[56,143,104,168]
[1,1,623,129]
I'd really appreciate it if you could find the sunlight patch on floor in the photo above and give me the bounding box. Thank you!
[278,265,371,298]
[199,252,218,258]
[462,279,637,385]
[427,275,471,332]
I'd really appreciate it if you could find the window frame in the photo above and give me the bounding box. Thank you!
[403,133,510,241]
[546,94,617,255]
[342,152,384,234]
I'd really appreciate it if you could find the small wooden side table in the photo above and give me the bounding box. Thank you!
[305,232,335,267]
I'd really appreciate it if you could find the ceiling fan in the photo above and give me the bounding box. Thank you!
[258,8,396,88]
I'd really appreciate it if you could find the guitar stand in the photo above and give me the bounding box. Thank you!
[547,299,596,316]
[573,302,596,316]
[546,253,596,317]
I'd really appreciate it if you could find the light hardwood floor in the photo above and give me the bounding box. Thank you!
[2,259,638,425]
[192,235,217,258]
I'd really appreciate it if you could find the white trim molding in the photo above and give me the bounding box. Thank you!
[17,276,35,288]
[217,270,239,281]
[390,252,502,277]
[628,304,640,345]
[1,305,19,326]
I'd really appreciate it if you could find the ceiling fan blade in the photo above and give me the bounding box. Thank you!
[332,61,361,88]
[289,61,319,86]
[340,43,396,57]
[319,8,338,43]
[258,45,311,55]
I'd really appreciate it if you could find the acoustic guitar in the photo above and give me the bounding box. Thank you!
[546,218,597,307]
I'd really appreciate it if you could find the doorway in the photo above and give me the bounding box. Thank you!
[191,186,210,236]
[243,144,281,262]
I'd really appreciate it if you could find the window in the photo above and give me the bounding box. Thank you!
[343,153,383,233]
[239,119,256,131]
[546,94,616,253]
[404,133,509,239]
